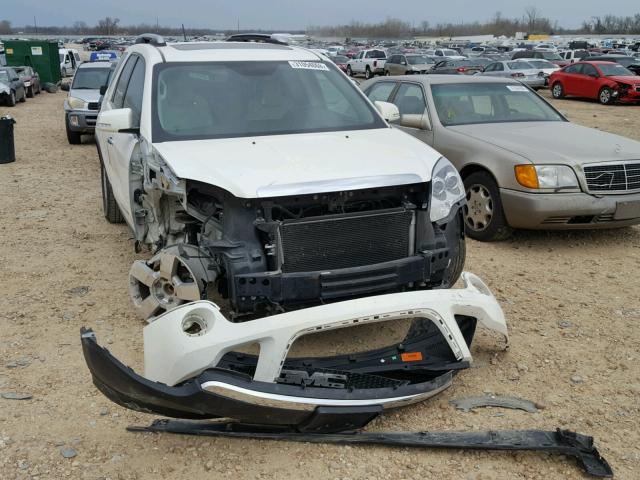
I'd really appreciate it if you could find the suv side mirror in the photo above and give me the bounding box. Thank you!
[96,108,137,134]
[374,101,400,123]
[400,113,431,131]
[100,85,108,95]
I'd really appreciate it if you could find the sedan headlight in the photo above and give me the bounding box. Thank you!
[67,96,86,109]
[430,157,465,222]
[515,165,578,189]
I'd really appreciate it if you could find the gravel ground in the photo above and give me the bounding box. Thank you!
[0,86,639,480]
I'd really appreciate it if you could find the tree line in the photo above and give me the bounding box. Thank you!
[310,10,640,38]
[1,11,640,38]
[0,17,302,37]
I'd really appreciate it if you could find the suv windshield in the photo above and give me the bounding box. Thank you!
[72,68,112,89]
[407,55,430,64]
[152,61,385,141]
[431,83,565,126]
[0,71,9,82]
[599,63,635,76]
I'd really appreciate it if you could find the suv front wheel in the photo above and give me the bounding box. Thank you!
[462,171,513,241]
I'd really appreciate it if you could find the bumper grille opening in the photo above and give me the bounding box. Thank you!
[280,209,413,273]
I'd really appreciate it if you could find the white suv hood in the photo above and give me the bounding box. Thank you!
[154,128,438,198]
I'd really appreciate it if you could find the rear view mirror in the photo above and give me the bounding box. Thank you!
[96,108,135,134]
[400,113,432,131]
[100,85,108,95]
[374,101,400,123]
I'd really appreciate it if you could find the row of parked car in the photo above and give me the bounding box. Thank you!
[334,48,640,105]
[0,66,42,106]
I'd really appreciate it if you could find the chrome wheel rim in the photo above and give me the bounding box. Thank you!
[464,184,493,232]
[553,84,561,97]
[600,89,611,103]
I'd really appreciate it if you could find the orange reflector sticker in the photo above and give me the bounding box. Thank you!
[401,352,423,362]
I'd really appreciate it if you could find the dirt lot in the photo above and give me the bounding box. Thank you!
[0,86,639,480]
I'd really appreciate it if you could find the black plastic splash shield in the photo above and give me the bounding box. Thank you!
[128,420,613,478]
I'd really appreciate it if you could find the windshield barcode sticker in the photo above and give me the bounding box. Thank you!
[507,85,528,92]
[289,61,329,71]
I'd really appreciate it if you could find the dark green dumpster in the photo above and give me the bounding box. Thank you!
[0,116,16,164]
[4,40,61,84]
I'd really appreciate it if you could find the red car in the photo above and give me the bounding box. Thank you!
[549,61,640,105]
[331,55,350,73]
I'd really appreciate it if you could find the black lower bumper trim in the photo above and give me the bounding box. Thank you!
[128,421,613,478]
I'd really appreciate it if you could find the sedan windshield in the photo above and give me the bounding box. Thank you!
[72,68,112,89]
[152,61,385,141]
[528,60,556,69]
[598,63,636,76]
[431,83,565,126]
[540,52,562,60]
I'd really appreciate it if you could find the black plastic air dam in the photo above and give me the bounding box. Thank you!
[80,316,478,430]
[128,421,613,478]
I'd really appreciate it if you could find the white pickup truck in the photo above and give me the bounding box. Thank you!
[346,49,386,79]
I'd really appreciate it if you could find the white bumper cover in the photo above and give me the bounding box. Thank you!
[144,272,508,387]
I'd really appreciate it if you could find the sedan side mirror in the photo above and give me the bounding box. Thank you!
[374,101,400,123]
[61,83,70,91]
[12,77,19,81]
[400,113,432,131]
[99,85,108,95]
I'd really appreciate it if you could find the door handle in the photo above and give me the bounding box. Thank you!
[107,137,114,145]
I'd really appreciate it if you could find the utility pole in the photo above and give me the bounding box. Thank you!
[34,16,38,35]
[156,17,159,32]
[237,18,240,33]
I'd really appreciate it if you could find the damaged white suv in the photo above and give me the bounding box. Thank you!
[95,34,467,321]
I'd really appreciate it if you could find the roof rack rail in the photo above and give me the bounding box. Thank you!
[135,33,167,47]
[225,33,288,45]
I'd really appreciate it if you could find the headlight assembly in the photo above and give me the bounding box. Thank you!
[515,165,578,190]
[67,96,86,109]
[430,157,465,222]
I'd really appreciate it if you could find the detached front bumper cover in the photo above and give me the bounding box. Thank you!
[82,273,507,429]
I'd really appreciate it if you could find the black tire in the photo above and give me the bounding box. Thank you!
[364,66,373,80]
[598,86,614,105]
[65,117,82,145]
[444,235,466,287]
[551,82,564,99]
[101,162,125,224]
[346,65,353,77]
[27,86,34,98]
[19,89,26,102]
[35,83,41,94]
[7,90,16,107]
[462,171,513,242]
[384,70,391,76]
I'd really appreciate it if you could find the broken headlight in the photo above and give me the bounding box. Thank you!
[430,157,465,222]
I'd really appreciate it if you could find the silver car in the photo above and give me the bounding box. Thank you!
[480,60,546,89]
[63,61,116,144]
[361,75,640,241]
[384,54,435,75]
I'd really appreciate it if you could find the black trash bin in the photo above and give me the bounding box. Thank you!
[0,116,16,164]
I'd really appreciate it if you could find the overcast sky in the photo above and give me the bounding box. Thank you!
[5,0,639,30]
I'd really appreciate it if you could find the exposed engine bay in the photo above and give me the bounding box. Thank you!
[127,152,465,320]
